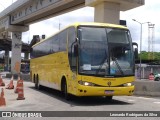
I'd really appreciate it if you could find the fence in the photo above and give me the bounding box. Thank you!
[136,65,160,79]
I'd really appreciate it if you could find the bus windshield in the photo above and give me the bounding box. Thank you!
[78,26,134,76]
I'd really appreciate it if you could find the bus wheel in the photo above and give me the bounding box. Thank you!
[63,81,71,100]
[33,74,36,83]
[35,75,41,90]
[35,76,38,89]
[105,96,113,101]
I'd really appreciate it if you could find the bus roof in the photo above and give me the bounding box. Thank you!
[32,22,128,47]
[72,22,128,29]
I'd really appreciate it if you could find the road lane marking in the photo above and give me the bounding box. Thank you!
[136,96,160,101]
[136,96,159,101]
[128,100,135,102]
[153,102,160,104]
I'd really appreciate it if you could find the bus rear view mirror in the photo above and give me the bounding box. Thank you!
[74,44,78,57]
[132,42,138,60]
[134,48,138,59]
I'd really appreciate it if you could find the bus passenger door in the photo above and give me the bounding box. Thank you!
[68,27,78,94]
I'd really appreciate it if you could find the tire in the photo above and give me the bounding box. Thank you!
[35,75,38,89]
[35,75,42,90]
[63,81,71,100]
[33,75,36,83]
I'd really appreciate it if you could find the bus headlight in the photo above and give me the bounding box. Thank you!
[123,82,134,87]
[78,80,95,86]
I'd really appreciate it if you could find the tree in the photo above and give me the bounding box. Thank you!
[140,51,160,61]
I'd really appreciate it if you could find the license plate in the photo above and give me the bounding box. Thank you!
[105,90,114,95]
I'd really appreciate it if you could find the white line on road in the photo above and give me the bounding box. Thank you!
[153,102,160,104]
[128,99,135,102]
[137,97,151,99]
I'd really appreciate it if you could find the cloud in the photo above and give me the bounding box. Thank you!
[1,0,160,52]
[120,0,160,52]
[22,7,94,43]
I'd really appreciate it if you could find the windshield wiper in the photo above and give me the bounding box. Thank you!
[112,57,124,75]
[96,58,108,75]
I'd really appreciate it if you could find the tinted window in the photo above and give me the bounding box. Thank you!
[31,29,68,58]
[59,30,67,51]
[31,35,60,58]
[52,35,59,53]
[68,27,76,71]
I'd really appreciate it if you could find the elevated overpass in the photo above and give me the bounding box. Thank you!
[0,39,30,52]
[0,0,145,74]
[0,38,30,71]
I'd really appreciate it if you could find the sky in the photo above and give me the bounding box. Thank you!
[0,0,160,52]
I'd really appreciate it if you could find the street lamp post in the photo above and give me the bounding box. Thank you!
[132,19,150,80]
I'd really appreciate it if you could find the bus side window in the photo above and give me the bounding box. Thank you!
[59,30,67,51]
[68,27,77,71]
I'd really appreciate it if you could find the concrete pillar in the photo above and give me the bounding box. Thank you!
[4,50,9,71]
[94,2,120,24]
[85,0,145,24]
[5,25,29,74]
[11,32,22,74]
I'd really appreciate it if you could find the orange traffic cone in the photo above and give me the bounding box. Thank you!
[17,79,25,100]
[0,75,5,86]
[6,76,14,89]
[15,76,21,93]
[0,88,6,106]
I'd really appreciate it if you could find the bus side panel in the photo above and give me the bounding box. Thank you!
[30,51,77,92]
[30,53,59,90]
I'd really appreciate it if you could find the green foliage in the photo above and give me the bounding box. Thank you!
[140,51,160,60]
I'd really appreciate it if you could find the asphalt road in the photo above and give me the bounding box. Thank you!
[0,78,160,120]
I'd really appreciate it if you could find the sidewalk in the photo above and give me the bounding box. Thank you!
[0,77,34,110]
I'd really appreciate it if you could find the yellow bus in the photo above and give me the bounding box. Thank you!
[30,22,138,100]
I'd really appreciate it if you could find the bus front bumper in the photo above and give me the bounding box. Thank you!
[76,85,134,96]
